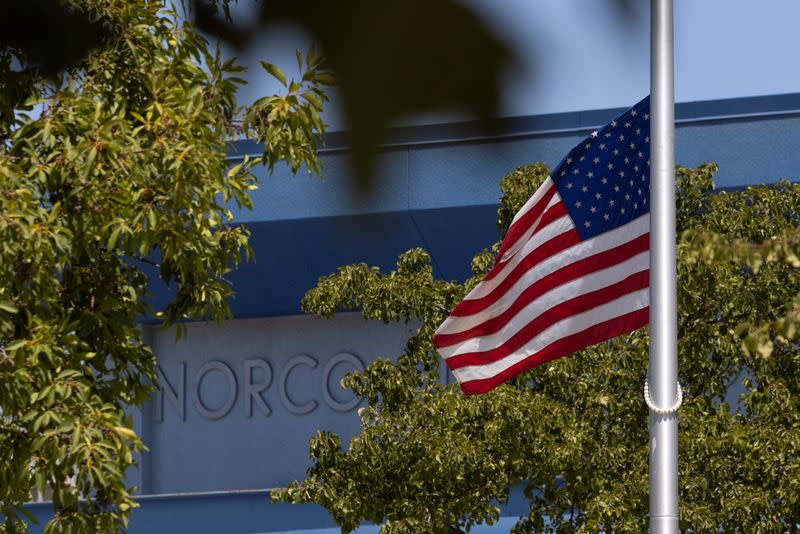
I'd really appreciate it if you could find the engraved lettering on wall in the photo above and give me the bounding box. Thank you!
[155,363,185,422]
[153,352,365,422]
[244,359,272,417]
[192,361,237,420]
[279,354,318,415]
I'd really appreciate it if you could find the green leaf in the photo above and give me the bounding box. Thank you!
[260,61,287,87]
[107,225,122,251]
[4,339,27,351]
[0,301,18,313]
[300,92,322,109]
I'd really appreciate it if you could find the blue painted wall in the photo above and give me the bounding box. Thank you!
[25,488,531,534]
[149,96,800,320]
[227,95,800,224]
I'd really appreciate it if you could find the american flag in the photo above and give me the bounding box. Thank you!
[434,97,651,395]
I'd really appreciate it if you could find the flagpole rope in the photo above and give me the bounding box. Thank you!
[643,379,682,415]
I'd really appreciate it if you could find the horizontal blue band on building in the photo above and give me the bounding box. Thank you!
[143,94,800,320]
[25,486,531,534]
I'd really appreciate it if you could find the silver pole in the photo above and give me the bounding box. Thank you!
[649,0,679,532]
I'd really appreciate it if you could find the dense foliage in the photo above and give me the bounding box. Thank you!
[278,163,800,533]
[0,1,330,532]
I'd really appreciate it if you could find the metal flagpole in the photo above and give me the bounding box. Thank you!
[649,0,680,532]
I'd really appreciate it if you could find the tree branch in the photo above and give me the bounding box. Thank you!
[132,255,160,269]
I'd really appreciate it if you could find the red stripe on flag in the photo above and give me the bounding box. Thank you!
[457,307,650,395]
[452,227,582,316]
[445,269,649,370]
[433,233,649,347]
[484,202,570,282]
[495,184,557,262]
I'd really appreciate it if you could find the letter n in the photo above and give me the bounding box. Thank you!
[155,363,186,422]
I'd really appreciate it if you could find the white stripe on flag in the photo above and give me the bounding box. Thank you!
[451,287,650,383]
[499,184,561,263]
[438,213,650,335]
[452,215,574,303]
[438,250,649,358]
[508,177,555,227]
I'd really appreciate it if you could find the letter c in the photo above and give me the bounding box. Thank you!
[280,354,318,415]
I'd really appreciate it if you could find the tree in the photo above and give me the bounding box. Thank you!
[0,1,330,532]
[277,163,800,533]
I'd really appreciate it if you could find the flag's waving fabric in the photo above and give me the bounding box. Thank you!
[434,97,651,395]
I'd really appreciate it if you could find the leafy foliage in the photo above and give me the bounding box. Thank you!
[0,1,329,532]
[278,163,800,532]
[243,48,332,176]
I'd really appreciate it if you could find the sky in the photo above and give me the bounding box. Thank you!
[226,0,800,129]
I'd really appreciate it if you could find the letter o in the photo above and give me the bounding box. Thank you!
[192,361,237,420]
[322,353,364,412]
[280,354,318,415]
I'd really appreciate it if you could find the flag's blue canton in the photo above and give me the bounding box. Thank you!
[553,96,651,241]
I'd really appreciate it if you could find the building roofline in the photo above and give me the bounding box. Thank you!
[228,92,800,158]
